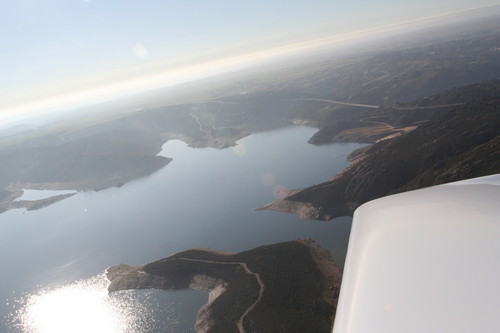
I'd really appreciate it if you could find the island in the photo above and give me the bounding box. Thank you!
[106,240,342,333]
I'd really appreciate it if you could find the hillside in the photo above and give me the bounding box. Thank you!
[107,240,342,333]
[258,80,500,220]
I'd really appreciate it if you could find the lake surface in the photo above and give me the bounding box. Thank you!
[0,126,364,332]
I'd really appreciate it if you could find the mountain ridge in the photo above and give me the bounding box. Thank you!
[258,80,500,220]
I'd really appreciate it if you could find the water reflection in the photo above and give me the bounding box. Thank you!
[8,274,180,333]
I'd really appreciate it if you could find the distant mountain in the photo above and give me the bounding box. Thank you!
[222,32,500,134]
[258,80,500,220]
[326,34,500,105]
[226,33,500,106]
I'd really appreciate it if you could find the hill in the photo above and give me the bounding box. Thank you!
[107,240,341,333]
[258,80,500,220]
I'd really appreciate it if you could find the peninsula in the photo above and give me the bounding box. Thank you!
[106,240,342,333]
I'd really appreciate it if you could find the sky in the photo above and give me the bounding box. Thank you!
[0,0,499,125]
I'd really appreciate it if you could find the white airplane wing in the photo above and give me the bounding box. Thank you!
[333,174,500,333]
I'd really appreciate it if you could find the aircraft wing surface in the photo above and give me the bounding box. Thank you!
[333,174,500,333]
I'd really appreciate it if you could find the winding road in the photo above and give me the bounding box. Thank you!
[288,98,379,109]
[289,98,463,110]
[189,112,216,142]
[177,257,265,333]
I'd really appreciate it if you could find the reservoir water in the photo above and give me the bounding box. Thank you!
[0,126,364,332]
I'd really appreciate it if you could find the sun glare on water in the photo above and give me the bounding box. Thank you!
[9,274,173,333]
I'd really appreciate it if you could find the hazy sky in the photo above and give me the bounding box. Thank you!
[1,0,498,124]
